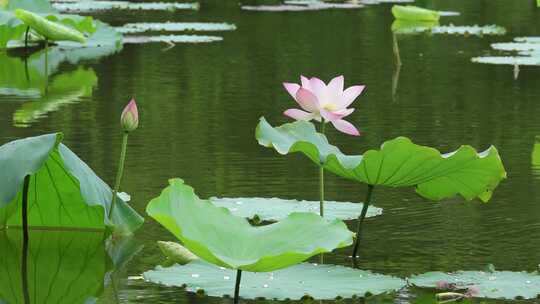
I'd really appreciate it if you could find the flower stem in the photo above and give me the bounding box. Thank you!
[44,39,48,94]
[319,122,326,217]
[21,175,31,304]
[234,269,242,304]
[109,132,129,221]
[352,184,374,266]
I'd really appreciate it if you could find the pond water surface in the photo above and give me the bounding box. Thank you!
[1,0,540,303]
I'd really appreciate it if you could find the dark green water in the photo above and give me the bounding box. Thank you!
[1,0,540,302]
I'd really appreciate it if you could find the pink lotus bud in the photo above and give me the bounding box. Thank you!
[121,98,139,132]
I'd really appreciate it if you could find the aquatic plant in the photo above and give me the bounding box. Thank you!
[410,267,540,300]
[144,259,406,300]
[283,75,363,218]
[14,8,86,44]
[210,197,382,222]
[110,99,139,221]
[146,178,353,302]
[391,5,440,22]
[0,133,144,234]
[256,118,506,261]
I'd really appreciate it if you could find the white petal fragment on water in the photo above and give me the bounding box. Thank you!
[122,35,223,44]
[116,22,237,34]
[53,1,199,12]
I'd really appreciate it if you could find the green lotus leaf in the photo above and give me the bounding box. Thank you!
[256,118,506,202]
[14,9,85,43]
[210,197,382,222]
[146,178,353,272]
[409,270,540,299]
[158,241,199,265]
[392,5,440,22]
[143,260,406,300]
[0,133,144,234]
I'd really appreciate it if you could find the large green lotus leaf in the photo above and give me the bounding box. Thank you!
[146,178,354,272]
[409,270,540,300]
[256,118,506,202]
[1,0,55,13]
[13,67,97,127]
[210,197,382,222]
[0,133,144,234]
[143,260,406,300]
[0,230,107,303]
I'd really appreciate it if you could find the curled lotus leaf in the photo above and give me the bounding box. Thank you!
[0,133,144,234]
[256,118,506,202]
[391,5,440,22]
[143,260,406,300]
[15,9,86,43]
[409,270,540,299]
[146,178,353,272]
[158,241,199,265]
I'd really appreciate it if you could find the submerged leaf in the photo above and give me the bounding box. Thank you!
[210,197,382,222]
[146,178,353,272]
[143,260,406,300]
[0,133,144,233]
[410,270,540,299]
[256,118,506,202]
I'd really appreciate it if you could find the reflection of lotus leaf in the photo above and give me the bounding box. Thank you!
[0,133,144,234]
[256,118,506,202]
[13,67,97,127]
[0,230,107,303]
[146,178,353,272]
[143,260,407,300]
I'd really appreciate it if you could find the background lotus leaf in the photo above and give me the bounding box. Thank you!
[256,118,506,202]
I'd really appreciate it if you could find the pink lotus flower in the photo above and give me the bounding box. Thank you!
[283,75,364,136]
[121,98,139,132]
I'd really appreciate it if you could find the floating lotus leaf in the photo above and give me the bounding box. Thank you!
[123,34,222,44]
[392,22,505,36]
[491,42,540,52]
[143,260,406,300]
[241,2,363,12]
[13,67,97,127]
[410,270,540,300]
[256,118,506,202]
[158,241,199,265]
[53,1,199,13]
[146,178,353,272]
[210,197,382,222]
[115,22,236,34]
[0,133,144,234]
[15,9,85,43]
[391,5,440,22]
[471,56,540,66]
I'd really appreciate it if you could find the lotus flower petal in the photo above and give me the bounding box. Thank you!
[341,85,365,108]
[309,77,327,96]
[283,82,300,100]
[295,88,319,112]
[320,108,344,122]
[300,75,311,90]
[327,75,344,93]
[331,119,360,136]
[284,109,315,121]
